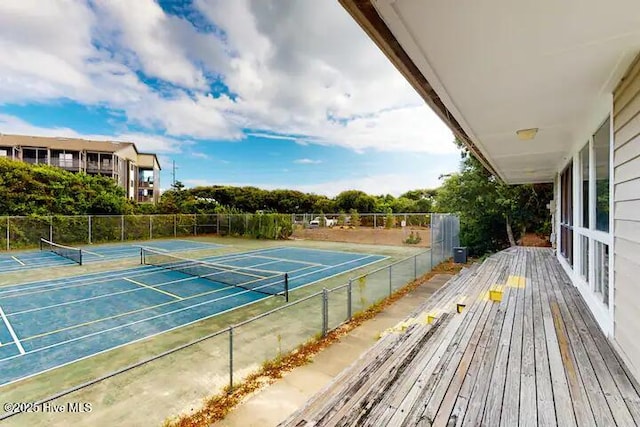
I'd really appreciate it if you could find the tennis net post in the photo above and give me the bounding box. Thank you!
[284,273,289,302]
[39,237,83,266]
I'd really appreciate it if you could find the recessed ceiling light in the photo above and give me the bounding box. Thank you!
[516,128,538,140]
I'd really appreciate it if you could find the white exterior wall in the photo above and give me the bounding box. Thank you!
[612,56,640,379]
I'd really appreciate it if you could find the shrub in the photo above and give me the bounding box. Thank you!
[403,231,422,245]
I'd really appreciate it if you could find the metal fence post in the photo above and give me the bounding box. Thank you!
[229,326,234,393]
[322,288,329,336]
[430,213,434,267]
[49,216,53,242]
[228,215,231,234]
[389,265,392,296]
[442,216,446,261]
[88,216,92,244]
[374,214,377,228]
[347,279,352,320]
[6,217,9,251]
[414,255,417,280]
[173,215,177,237]
[193,214,197,236]
[216,215,220,234]
[121,215,125,241]
[149,216,153,240]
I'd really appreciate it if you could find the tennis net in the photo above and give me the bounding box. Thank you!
[141,248,288,299]
[40,238,83,265]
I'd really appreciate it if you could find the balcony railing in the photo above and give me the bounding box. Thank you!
[137,195,154,203]
[86,162,113,173]
[53,159,81,170]
[138,180,154,188]
[22,157,48,165]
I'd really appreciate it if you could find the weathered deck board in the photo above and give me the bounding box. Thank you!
[500,250,525,427]
[563,283,640,423]
[425,254,510,426]
[279,248,640,427]
[530,250,557,427]
[535,249,577,427]
[547,256,636,426]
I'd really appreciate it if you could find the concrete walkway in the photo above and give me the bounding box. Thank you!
[216,274,453,427]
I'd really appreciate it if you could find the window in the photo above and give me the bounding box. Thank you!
[580,235,589,282]
[59,153,73,168]
[23,148,48,164]
[580,144,589,228]
[594,241,609,306]
[0,149,7,157]
[593,118,610,232]
[571,116,612,312]
[560,163,573,266]
[37,149,48,164]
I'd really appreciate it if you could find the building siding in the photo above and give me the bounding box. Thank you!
[613,54,640,379]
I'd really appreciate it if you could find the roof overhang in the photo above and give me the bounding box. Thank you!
[340,0,640,183]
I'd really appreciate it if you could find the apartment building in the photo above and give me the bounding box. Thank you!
[0,134,160,204]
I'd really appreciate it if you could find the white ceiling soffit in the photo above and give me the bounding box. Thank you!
[372,0,640,183]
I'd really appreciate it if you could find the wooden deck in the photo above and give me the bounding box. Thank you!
[281,247,640,426]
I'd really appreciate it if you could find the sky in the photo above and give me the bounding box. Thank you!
[0,0,460,197]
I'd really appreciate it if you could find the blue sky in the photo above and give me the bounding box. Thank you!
[0,0,459,196]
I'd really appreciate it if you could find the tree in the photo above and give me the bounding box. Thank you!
[0,158,127,215]
[335,190,377,213]
[436,141,552,256]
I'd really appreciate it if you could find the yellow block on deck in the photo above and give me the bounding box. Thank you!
[489,285,504,302]
[507,275,526,288]
[427,311,439,324]
[456,296,467,313]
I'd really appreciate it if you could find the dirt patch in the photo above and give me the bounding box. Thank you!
[291,227,431,248]
[519,233,552,247]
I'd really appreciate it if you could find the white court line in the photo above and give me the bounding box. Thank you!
[0,246,369,299]
[0,256,389,387]
[237,253,324,267]
[2,254,382,359]
[10,256,25,266]
[80,249,103,257]
[0,305,25,355]
[9,261,320,317]
[175,239,223,246]
[137,245,168,252]
[0,248,277,298]
[123,278,182,300]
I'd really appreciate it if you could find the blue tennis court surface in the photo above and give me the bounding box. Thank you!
[0,239,224,273]
[0,246,386,387]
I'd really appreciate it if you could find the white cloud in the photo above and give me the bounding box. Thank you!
[94,0,209,90]
[0,0,455,155]
[294,158,322,164]
[191,152,210,159]
[294,172,446,198]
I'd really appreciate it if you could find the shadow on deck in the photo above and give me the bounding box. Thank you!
[281,247,640,426]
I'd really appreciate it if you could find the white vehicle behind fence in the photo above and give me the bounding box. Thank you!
[309,217,336,228]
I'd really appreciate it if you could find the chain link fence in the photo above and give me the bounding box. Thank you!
[0,214,461,423]
[0,212,453,251]
[0,213,294,250]
[292,212,431,229]
[0,249,440,423]
[430,213,460,265]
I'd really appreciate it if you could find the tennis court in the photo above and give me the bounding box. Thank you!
[0,246,386,387]
[0,239,224,273]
